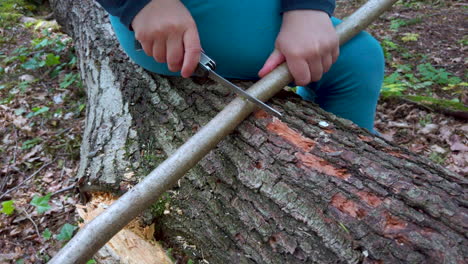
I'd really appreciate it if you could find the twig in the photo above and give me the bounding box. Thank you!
[20,207,41,239]
[0,160,55,200]
[60,160,66,181]
[52,185,76,197]
[13,127,18,165]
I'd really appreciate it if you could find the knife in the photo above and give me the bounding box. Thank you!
[135,40,282,118]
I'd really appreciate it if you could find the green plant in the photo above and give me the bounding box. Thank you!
[30,193,52,213]
[418,114,432,127]
[381,72,408,95]
[401,32,419,42]
[21,137,42,149]
[390,17,423,31]
[458,36,468,46]
[381,38,399,60]
[26,106,49,118]
[42,228,52,240]
[429,152,446,164]
[166,248,176,262]
[417,63,461,85]
[338,222,350,233]
[0,200,15,215]
[60,73,80,89]
[56,223,77,241]
[150,193,171,218]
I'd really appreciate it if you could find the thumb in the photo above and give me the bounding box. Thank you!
[258,49,285,78]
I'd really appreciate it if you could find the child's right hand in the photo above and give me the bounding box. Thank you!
[131,0,201,78]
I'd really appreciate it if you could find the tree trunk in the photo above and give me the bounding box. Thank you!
[50,0,467,263]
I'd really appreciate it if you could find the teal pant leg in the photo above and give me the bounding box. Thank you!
[108,1,384,132]
[296,18,385,133]
[108,0,281,79]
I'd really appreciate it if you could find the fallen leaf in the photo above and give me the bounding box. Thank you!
[419,124,439,134]
[449,135,468,152]
[430,145,446,154]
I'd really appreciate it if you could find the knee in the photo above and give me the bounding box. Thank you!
[346,31,385,73]
[332,31,385,97]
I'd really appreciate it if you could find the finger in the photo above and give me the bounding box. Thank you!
[166,33,184,72]
[181,28,201,78]
[140,40,153,57]
[258,49,285,78]
[307,57,324,82]
[332,46,339,64]
[321,54,333,74]
[286,58,310,86]
[152,37,167,63]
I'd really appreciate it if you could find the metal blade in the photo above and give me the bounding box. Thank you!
[208,70,283,118]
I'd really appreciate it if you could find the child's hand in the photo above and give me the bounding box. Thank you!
[258,10,339,86]
[131,0,201,78]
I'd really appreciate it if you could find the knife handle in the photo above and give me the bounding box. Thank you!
[135,39,215,78]
[193,51,216,77]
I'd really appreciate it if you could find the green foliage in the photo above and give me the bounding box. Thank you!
[17,81,32,93]
[338,222,350,233]
[45,53,60,66]
[381,72,406,95]
[21,137,42,149]
[397,0,444,8]
[2,28,76,83]
[404,95,468,112]
[401,33,419,42]
[458,36,468,47]
[56,223,77,241]
[26,106,49,118]
[42,228,52,240]
[1,200,15,215]
[0,0,36,27]
[22,54,45,70]
[187,259,194,264]
[382,61,464,97]
[381,38,399,60]
[15,259,25,264]
[417,63,461,85]
[60,73,80,89]
[429,152,446,164]
[418,114,432,127]
[390,17,423,31]
[166,248,176,262]
[150,193,171,218]
[86,260,97,264]
[30,193,52,214]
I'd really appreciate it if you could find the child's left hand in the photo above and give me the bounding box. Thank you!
[258,10,339,86]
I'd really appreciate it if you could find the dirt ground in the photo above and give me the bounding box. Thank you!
[0,0,466,263]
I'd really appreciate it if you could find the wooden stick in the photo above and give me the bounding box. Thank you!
[49,0,397,263]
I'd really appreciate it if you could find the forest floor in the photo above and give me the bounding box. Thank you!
[0,0,466,263]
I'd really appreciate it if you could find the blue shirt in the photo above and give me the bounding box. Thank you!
[96,0,336,30]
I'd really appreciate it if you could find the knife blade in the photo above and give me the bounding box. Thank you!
[196,52,282,118]
[135,40,282,118]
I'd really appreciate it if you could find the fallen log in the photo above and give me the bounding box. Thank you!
[49,0,467,263]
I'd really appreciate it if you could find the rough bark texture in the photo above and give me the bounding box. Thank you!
[50,0,467,263]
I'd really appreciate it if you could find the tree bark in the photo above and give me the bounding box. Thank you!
[50,0,467,263]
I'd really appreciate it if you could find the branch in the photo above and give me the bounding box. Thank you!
[0,160,55,200]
